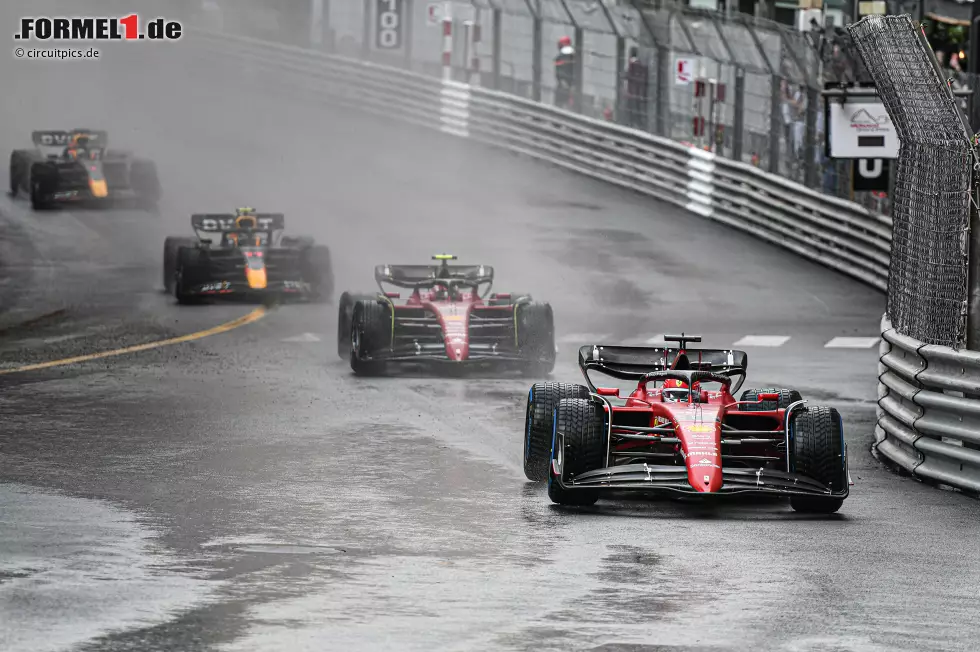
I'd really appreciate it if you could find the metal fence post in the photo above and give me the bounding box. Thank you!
[361,0,371,60]
[656,45,670,137]
[804,85,818,187]
[403,0,413,66]
[492,8,502,90]
[573,26,584,113]
[733,67,745,162]
[532,15,542,101]
[769,75,782,173]
[968,170,980,350]
[615,36,625,124]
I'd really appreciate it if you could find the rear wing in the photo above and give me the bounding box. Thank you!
[374,263,494,287]
[32,129,108,148]
[191,213,285,233]
[578,344,748,393]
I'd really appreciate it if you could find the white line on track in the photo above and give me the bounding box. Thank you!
[824,336,880,348]
[281,333,322,342]
[732,335,791,347]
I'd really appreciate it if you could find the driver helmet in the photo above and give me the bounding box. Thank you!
[662,379,690,402]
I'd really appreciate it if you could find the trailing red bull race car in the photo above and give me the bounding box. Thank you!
[9,129,160,209]
[163,207,333,304]
[523,334,850,513]
[337,254,555,375]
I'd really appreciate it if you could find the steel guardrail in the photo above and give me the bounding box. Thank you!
[187,30,980,494]
[877,315,980,493]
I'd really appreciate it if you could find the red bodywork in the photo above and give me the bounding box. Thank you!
[399,286,494,361]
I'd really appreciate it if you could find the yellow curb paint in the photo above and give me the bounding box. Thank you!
[0,306,267,376]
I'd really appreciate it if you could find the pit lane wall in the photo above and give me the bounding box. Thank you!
[184,28,979,494]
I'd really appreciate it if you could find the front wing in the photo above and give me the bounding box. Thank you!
[180,277,316,298]
[552,453,850,499]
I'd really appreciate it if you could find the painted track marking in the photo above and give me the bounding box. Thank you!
[0,307,267,375]
[732,335,791,347]
[825,336,881,348]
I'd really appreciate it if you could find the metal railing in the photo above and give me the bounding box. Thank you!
[878,315,980,494]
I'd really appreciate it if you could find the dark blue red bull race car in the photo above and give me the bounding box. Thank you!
[163,207,333,304]
[523,334,851,513]
[9,129,160,209]
[337,254,556,376]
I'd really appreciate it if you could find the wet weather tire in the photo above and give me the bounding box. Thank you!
[523,382,590,481]
[350,300,390,376]
[739,387,803,411]
[517,302,556,377]
[174,247,206,305]
[337,292,374,360]
[789,406,847,514]
[548,397,606,506]
[163,237,194,294]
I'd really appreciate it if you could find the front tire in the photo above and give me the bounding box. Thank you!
[548,397,607,506]
[163,237,194,294]
[789,406,847,514]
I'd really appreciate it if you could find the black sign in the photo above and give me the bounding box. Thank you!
[852,158,889,192]
[375,0,404,50]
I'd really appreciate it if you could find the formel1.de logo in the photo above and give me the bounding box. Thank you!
[15,15,182,41]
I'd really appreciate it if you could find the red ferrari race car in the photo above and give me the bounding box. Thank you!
[337,254,555,375]
[523,334,851,513]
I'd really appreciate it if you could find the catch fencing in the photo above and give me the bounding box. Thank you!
[847,15,980,494]
[195,0,914,216]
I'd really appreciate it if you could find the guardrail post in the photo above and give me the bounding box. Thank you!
[656,45,670,137]
[573,26,584,113]
[615,36,625,123]
[768,74,781,174]
[492,8,502,90]
[732,67,745,162]
[532,16,542,102]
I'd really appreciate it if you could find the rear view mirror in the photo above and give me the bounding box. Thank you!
[596,387,619,397]
[491,292,511,299]
[757,392,779,401]
[384,292,400,299]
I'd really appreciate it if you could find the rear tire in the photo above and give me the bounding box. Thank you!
[517,301,556,377]
[548,397,606,506]
[524,382,591,481]
[301,244,333,303]
[350,300,390,375]
[739,387,803,412]
[29,163,53,211]
[9,151,25,196]
[789,406,847,514]
[163,237,194,294]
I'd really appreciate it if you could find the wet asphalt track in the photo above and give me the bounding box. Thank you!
[2,18,980,652]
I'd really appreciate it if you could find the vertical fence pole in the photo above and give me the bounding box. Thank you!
[733,67,745,162]
[656,45,670,137]
[615,36,625,124]
[442,6,453,81]
[404,0,414,67]
[804,86,818,186]
[769,75,782,173]
[532,16,542,101]
[492,9,502,90]
[362,0,372,59]
[573,26,584,113]
[968,169,980,350]
[310,0,323,48]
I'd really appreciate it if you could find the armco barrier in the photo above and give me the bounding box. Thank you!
[187,29,980,494]
[878,315,980,493]
[190,29,892,293]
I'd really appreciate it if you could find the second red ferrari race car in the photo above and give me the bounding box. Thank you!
[337,255,556,375]
[523,334,851,513]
